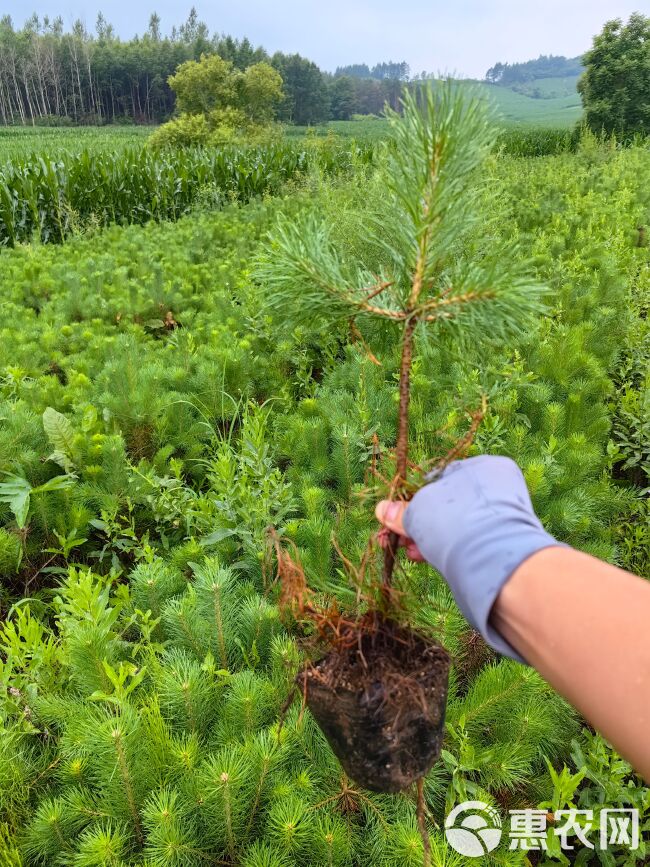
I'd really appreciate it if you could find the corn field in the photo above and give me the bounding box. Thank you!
[0,140,374,246]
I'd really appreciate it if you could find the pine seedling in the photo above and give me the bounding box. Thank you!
[130,560,187,623]
[237,595,283,664]
[241,840,292,867]
[71,820,131,867]
[193,746,253,855]
[246,729,290,831]
[257,79,545,820]
[141,787,200,867]
[166,732,202,785]
[190,559,240,668]
[265,794,315,859]
[259,82,543,537]
[21,793,90,864]
[215,669,277,742]
[311,812,355,865]
[153,648,221,737]
[268,633,301,693]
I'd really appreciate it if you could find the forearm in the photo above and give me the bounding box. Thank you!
[490,547,650,780]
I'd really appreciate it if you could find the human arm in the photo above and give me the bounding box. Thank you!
[494,546,650,780]
[376,456,650,780]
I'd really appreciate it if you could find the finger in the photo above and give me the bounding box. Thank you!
[377,526,424,561]
[377,527,407,549]
[375,500,408,535]
[404,540,425,562]
[376,527,390,547]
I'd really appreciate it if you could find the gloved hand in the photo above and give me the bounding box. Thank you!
[376,455,562,663]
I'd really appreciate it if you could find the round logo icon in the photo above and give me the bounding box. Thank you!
[445,800,502,857]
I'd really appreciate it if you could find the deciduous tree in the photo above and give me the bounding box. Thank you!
[578,13,650,135]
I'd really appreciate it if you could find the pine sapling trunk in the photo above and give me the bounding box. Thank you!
[382,314,417,588]
[222,775,236,858]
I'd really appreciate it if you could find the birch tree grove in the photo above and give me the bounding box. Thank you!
[0,11,213,125]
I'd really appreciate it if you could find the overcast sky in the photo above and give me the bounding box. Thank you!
[3,1,644,78]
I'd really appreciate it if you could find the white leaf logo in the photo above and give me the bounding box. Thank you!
[445,800,502,857]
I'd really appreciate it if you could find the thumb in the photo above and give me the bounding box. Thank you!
[375,500,408,535]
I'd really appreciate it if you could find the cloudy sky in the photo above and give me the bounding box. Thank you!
[2,1,643,78]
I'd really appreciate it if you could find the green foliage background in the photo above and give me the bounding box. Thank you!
[0,125,648,864]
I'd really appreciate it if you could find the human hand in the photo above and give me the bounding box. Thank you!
[376,455,562,662]
[375,505,424,563]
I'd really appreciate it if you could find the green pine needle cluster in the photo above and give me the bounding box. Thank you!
[258,83,546,351]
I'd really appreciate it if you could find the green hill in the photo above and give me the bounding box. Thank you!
[289,74,584,139]
[479,54,583,126]
[471,78,582,126]
[510,75,581,99]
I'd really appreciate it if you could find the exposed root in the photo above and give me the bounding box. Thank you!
[272,532,314,617]
[305,616,449,711]
[268,503,452,795]
[305,618,450,793]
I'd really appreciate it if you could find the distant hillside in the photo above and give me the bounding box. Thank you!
[486,55,583,85]
[477,55,583,126]
[473,80,582,127]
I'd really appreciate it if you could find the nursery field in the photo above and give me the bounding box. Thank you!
[0,123,649,866]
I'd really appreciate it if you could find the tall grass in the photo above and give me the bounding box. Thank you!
[496,126,581,156]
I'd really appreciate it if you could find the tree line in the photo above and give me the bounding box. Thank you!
[4,9,647,135]
[0,9,409,126]
[485,55,583,86]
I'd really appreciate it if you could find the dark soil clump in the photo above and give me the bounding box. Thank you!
[304,618,450,793]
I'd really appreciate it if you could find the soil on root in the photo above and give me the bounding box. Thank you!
[304,618,450,793]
